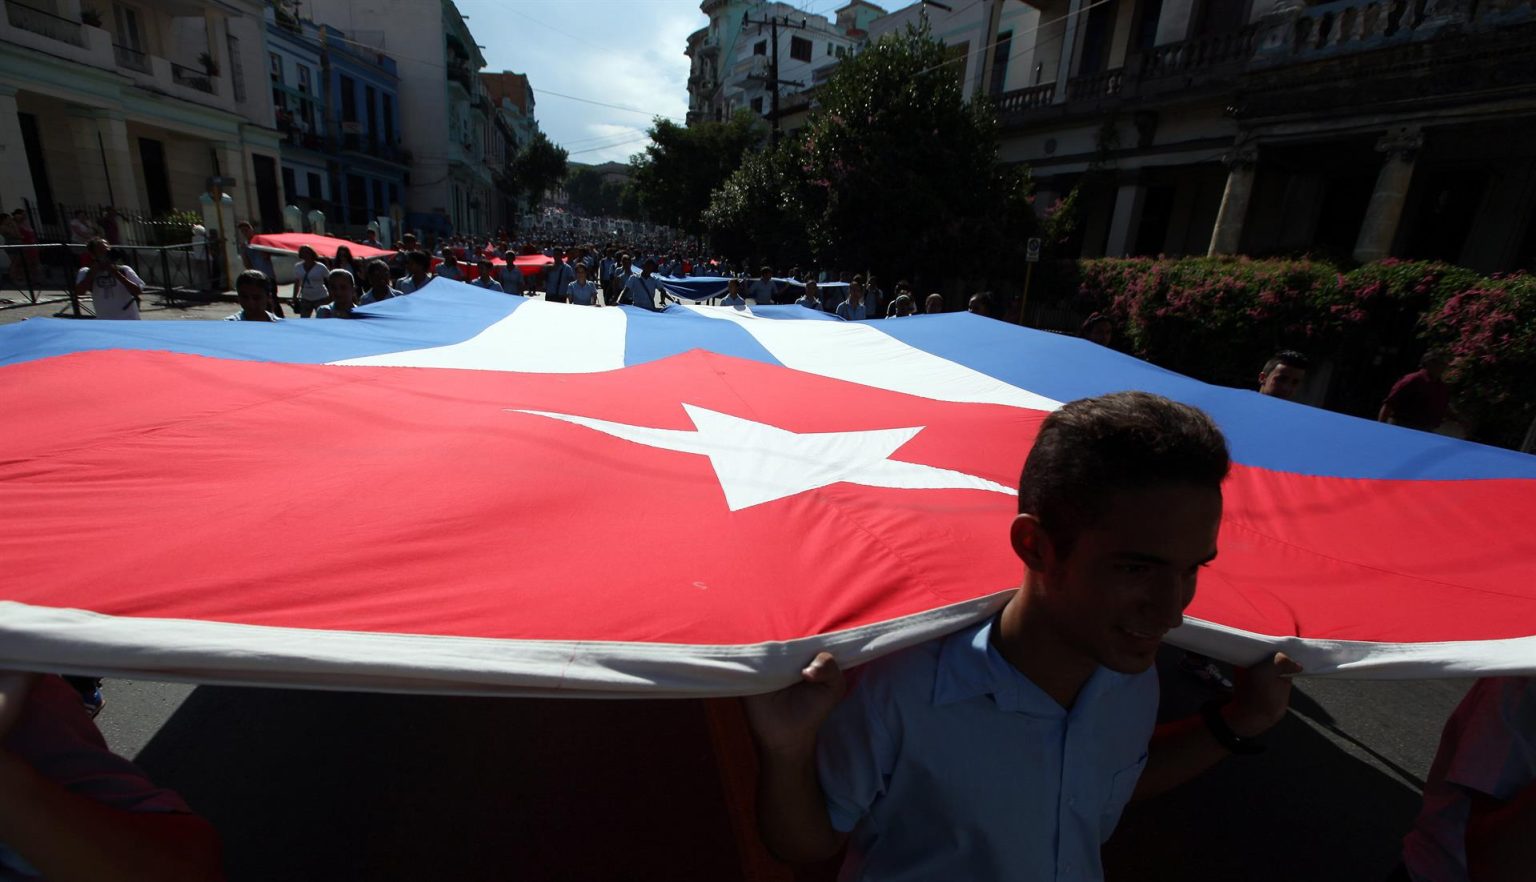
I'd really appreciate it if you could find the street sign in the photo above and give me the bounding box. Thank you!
[1026,237,1042,263]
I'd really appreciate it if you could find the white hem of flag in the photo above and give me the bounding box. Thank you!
[0,595,1012,698]
[1168,617,1536,679]
[3,599,1531,696]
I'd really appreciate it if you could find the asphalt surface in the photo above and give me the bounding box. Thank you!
[84,657,1472,882]
[8,288,1476,880]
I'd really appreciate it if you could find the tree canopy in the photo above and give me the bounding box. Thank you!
[705,26,1039,281]
[565,166,631,218]
[629,112,764,236]
[512,130,570,214]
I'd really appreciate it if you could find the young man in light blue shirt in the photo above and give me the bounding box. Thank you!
[719,277,747,308]
[471,259,504,293]
[794,279,821,311]
[359,259,402,304]
[436,252,464,281]
[623,259,661,311]
[544,253,575,303]
[747,265,778,306]
[566,262,601,306]
[747,392,1299,882]
[834,280,867,321]
[395,251,434,294]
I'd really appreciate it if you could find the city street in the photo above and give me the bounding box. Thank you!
[91,655,1470,881]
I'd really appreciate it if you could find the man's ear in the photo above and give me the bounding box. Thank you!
[1011,513,1053,574]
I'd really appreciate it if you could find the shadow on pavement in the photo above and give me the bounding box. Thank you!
[1103,648,1423,882]
[134,687,742,881]
[132,651,1434,882]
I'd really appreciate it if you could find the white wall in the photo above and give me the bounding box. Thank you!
[305,0,454,216]
[997,2,1044,92]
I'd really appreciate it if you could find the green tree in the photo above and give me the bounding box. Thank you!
[511,130,569,213]
[629,112,764,236]
[703,143,811,265]
[565,165,606,216]
[565,166,636,218]
[707,26,1039,282]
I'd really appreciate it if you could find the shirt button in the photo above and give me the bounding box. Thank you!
[1067,797,1076,807]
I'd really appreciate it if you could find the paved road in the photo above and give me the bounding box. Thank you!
[93,651,1470,882]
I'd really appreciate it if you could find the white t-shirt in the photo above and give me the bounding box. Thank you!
[293,261,328,302]
[75,264,144,320]
[1404,677,1536,881]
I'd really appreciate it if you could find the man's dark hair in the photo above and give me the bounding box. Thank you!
[1262,350,1310,375]
[406,250,431,270]
[1018,392,1230,557]
[235,269,269,294]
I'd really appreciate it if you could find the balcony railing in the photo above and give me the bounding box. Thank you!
[113,43,150,73]
[170,62,214,93]
[1065,67,1124,102]
[995,81,1055,113]
[1258,0,1536,64]
[7,2,84,46]
[1139,24,1258,79]
[446,61,474,92]
[336,133,405,163]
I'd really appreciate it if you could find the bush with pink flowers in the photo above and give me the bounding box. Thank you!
[1066,257,1535,449]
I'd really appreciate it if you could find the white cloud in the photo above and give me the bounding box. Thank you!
[460,0,700,164]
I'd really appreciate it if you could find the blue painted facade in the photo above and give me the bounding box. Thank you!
[319,25,408,232]
[263,8,407,235]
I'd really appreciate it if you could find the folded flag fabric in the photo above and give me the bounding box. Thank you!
[633,270,850,302]
[2,279,1532,696]
[248,233,395,262]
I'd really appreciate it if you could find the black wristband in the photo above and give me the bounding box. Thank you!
[1201,699,1267,755]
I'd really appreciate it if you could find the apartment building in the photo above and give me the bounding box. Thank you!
[0,0,282,230]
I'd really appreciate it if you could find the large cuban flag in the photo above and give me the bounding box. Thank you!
[2,281,1534,696]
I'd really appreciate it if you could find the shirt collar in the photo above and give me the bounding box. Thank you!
[933,615,1121,716]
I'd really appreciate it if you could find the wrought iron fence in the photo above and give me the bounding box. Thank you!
[0,243,74,307]
[30,201,204,248]
[6,2,84,47]
[116,243,221,304]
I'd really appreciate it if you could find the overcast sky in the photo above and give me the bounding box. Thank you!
[456,0,708,166]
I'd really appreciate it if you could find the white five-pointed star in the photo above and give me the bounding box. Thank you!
[509,403,1016,512]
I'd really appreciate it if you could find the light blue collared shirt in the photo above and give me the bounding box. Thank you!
[817,615,1158,882]
[835,300,867,321]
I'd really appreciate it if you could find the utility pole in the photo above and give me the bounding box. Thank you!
[741,11,807,147]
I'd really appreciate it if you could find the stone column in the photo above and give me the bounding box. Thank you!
[0,86,38,211]
[211,141,246,215]
[1052,0,1088,105]
[69,108,143,213]
[1352,126,1423,264]
[1105,176,1148,257]
[1208,135,1260,256]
